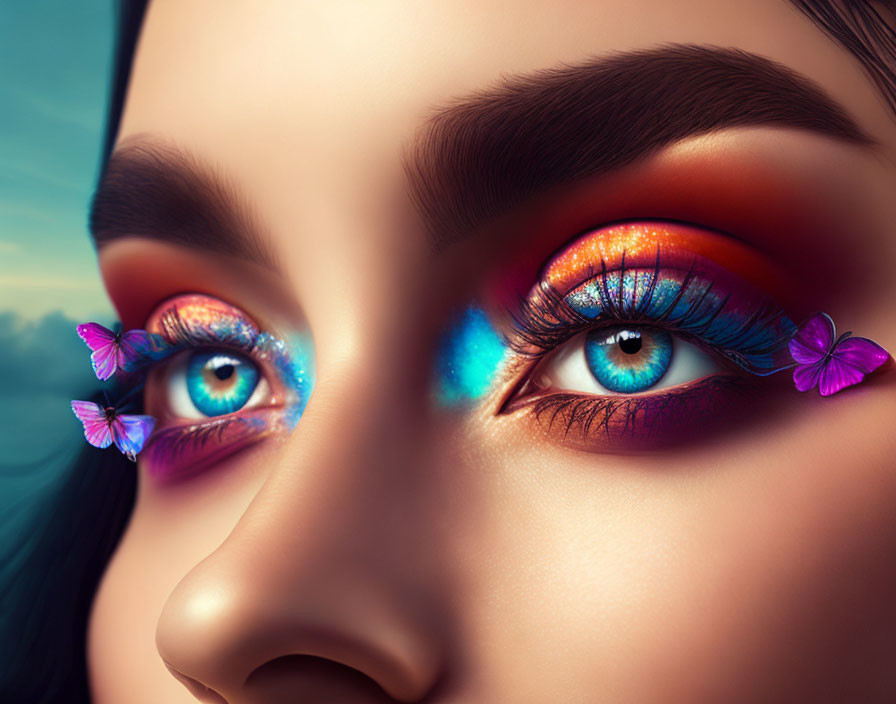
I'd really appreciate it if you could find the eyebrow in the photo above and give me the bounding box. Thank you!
[90,138,280,271]
[405,44,875,251]
[92,45,874,264]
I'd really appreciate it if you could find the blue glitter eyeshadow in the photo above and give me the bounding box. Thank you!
[436,307,507,406]
[255,331,315,428]
[566,269,796,374]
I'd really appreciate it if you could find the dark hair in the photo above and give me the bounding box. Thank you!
[791,1,896,117]
[101,0,148,165]
[0,392,134,703]
[1,2,894,702]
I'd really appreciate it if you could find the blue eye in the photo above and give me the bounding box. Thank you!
[186,351,259,416]
[537,325,720,396]
[585,327,672,393]
[174,350,262,417]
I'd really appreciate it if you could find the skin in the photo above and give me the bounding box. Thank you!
[88,1,896,702]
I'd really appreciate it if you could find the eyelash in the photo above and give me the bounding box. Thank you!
[134,243,790,465]
[138,302,306,480]
[143,414,273,477]
[499,254,792,446]
[519,376,757,445]
[507,256,789,362]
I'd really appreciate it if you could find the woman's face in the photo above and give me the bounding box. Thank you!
[88,1,896,702]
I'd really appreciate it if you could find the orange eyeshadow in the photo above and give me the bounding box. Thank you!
[544,221,785,297]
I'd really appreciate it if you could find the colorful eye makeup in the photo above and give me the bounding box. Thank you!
[435,306,508,406]
[138,294,314,481]
[543,221,785,296]
[499,220,802,448]
[72,223,889,466]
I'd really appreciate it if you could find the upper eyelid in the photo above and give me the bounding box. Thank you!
[507,294,746,371]
[140,300,283,407]
[144,295,264,356]
[142,303,313,425]
[504,254,795,377]
[537,220,789,303]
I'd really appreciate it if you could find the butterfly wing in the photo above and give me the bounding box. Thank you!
[792,360,825,393]
[110,414,156,457]
[77,323,119,380]
[789,312,835,365]
[818,336,890,396]
[71,400,113,449]
[117,330,170,372]
[76,322,116,350]
[832,336,890,373]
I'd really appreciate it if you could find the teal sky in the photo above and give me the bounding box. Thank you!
[0,1,115,321]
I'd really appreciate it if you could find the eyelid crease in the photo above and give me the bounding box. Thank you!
[542,221,787,299]
[145,294,262,354]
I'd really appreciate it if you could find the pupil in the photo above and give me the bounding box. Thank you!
[618,333,642,355]
[213,364,235,381]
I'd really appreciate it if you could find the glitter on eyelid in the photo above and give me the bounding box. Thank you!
[545,221,784,296]
[255,331,315,428]
[146,296,314,420]
[436,307,507,406]
[150,294,260,348]
[142,295,316,481]
[564,266,796,374]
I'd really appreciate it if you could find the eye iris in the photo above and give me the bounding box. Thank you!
[584,327,672,393]
[186,351,259,416]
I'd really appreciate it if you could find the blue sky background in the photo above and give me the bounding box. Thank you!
[0,1,115,473]
[1,1,114,322]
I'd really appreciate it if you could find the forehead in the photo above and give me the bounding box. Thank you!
[119,1,888,151]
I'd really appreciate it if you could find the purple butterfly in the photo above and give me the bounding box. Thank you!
[71,400,156,461]
[76,322,168,380]
[789,312,889,396]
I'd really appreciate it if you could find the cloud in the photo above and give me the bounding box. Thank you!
[0,310,103,396]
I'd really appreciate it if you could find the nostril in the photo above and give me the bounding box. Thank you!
[163,659,227,704]
[246,654,402,702]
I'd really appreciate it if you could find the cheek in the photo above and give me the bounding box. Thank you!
[449,391,896,702]
[609,396,896,701]
[87,449,269,703]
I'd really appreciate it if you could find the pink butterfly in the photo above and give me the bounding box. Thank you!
[71,401,156,461]
[76,322,168,380]
[789,312,889,396]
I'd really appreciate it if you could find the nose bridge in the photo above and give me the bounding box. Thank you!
[247,351,438,586]
[155,341,448,702]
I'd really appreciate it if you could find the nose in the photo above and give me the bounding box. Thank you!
[155,363,447,704]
